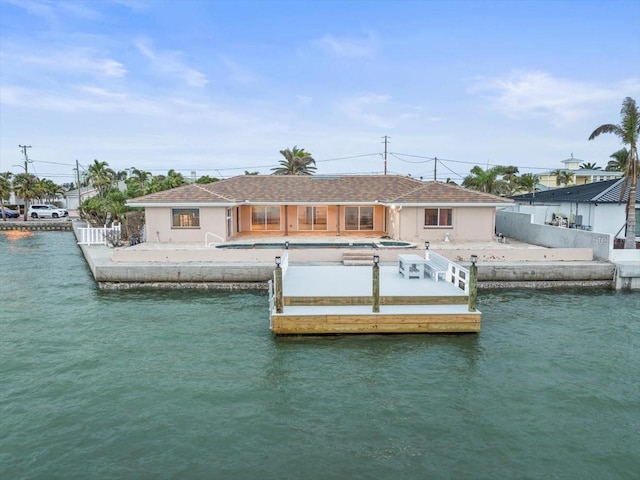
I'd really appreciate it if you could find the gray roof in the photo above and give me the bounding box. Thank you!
[512,178,638,204]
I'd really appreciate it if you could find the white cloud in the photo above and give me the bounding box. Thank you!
[336,93,421,129]
[3,0,102,21]
[314,33,377,59]
[468,70,639,126]
[219,56,259,85]
[134,38,208,88]
[11,50,127,78]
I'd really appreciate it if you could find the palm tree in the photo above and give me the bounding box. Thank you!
[196,175,219,184]
[552,169,574,187]
[125,168,152,198]
[87,159,116,197]
[12,173,39,221]
[606,148,629,172]
[462,165,507,195]
[0,172,13,221]
[589,97,639,249]
[579,162,601,170]
[271,146,316,175]
[35,178,63,203]
[164,169,186,189]
[517,173,540,194]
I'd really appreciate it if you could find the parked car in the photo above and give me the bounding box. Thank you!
[1,207,20,218]
[28,204,69,219]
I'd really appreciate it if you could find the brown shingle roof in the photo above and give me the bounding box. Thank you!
[127,175,512,206]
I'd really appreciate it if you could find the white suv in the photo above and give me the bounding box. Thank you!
[28,204,69,219]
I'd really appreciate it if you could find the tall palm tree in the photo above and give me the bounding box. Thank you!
[0,172,13,221]
[87,159,116,197]
[271,146,316,175]
[462,165,507,195]
[579,162,601,170]
[35,178,63,203]
[164,169,186,189]
[589,97,639,249]
[125,168,153,198]
[13,173,39,221]
[606,148,629,172]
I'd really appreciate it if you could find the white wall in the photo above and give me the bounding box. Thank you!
[514,201,625,237]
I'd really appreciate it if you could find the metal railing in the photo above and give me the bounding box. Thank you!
[205,232,225,247]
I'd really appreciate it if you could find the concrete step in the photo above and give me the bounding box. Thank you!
[343,251,375,265]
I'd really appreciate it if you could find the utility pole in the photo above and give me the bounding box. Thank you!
[433,156,437,181]
[75,159,82,205]
[18,145,32,174]
[382,136,390,175]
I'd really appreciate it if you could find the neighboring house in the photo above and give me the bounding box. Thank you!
[511,178,640,240]
[65,186,100,210]
[538,157,623,188]
[126,175,512,244]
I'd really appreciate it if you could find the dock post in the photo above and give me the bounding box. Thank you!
[372,255,380,313]
[468,254,478,312]
[275,256,283,314]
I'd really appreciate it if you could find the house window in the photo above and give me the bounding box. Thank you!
[251,206,281,231]
[172,208,200,228]
[345,206,374,231]
[298,206,328,231]
[424,208,452,227]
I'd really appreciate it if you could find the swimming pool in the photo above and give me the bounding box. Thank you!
[215,240,416,249]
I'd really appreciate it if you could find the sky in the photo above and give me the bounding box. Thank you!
[1,0,639,185]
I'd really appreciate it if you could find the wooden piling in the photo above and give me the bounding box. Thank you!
[372,261,380,312]
[275,266,284,314]
[468,263,478,312]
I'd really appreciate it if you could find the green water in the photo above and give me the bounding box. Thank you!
[1,232,639,479]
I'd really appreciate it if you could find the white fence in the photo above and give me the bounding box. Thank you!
[77,222,122,246]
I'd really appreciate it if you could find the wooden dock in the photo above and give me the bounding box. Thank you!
[269,252,480,335]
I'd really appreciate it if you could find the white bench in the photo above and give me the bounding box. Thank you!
[398,254,426,279]
[424,254,449,282]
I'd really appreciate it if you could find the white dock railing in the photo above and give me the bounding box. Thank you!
[280,249,289,277]
[268,279,274,329]
[425,250,470,293]
[448,262,470,294]
[77,222,121,246]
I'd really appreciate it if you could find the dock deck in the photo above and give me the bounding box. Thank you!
[270,259,480,335]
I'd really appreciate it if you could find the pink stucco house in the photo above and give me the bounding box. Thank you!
[126,175,512,244]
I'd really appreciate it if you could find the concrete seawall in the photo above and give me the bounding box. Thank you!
[71,223,616,290]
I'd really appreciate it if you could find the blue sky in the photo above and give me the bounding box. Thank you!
[1,0,639,185]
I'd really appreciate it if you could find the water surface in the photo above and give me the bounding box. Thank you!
[1,232,638,479]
